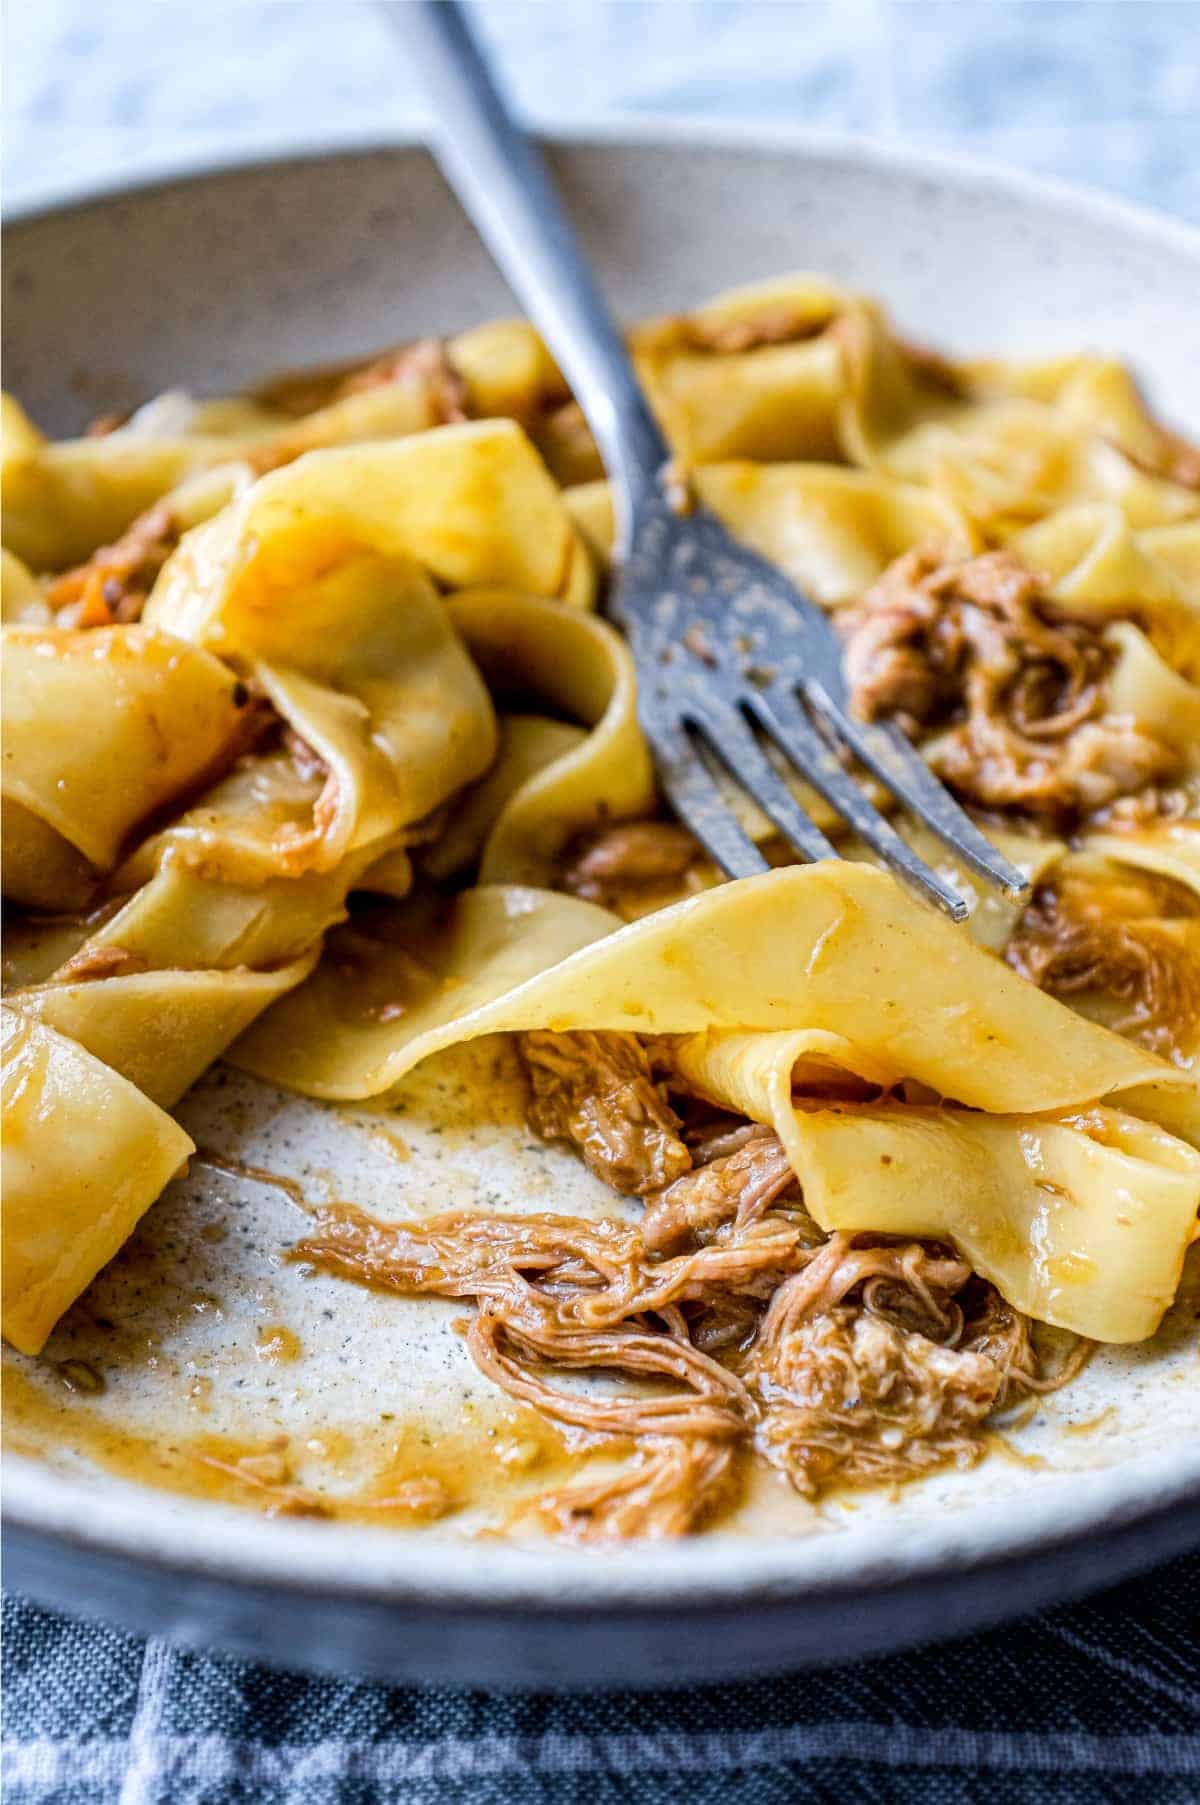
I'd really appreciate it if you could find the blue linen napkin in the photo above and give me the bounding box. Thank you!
[4,1553,1199,1803]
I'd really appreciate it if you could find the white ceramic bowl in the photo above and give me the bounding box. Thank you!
[4,126,1199,1688]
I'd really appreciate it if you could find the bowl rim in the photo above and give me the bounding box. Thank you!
[5,1440,1200,1613]
[4,121,1199,1618]
[4,114,1199,266]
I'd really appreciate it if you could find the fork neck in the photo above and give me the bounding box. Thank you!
[386,1,671,551]
[595,390,673,553]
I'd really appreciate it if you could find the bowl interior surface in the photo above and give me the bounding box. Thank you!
[4,133,1200,1643]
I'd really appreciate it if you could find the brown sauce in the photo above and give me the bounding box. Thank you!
[981,1429,1049,1471]
[2,1364,595,1530]
[192,1150,312,1211]
[1062,1406,1117,1437]
[254,1324,302,1364]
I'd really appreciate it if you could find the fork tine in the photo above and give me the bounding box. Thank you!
[688,705,839,865]
[802,680,1031,899]
[747,688,971,920]
[645,720,769,880]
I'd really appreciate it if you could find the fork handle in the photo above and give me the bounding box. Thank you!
[383,0,670,542]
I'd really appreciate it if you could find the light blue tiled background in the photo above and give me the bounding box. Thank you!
[5,1,1199,222]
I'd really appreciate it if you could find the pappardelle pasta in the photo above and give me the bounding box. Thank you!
[4,275,1199,1538]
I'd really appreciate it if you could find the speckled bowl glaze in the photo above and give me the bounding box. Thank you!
[4,126,1200,1689]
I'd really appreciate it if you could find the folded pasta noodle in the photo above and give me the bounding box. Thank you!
[1,347,476,572]
[672,1032,1198,1342]
[0,1008,194,1356]
[231,864,1199,1341]
[443,589,654,884]
[1,626,255,908]
[1010,505,1200,678]
[145,421,595,621]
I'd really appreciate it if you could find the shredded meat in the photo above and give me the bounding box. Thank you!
[530,1439,737,1541]
[46,503,179,626]
[752,1310,1004,1497]
[743,1239,1066,1496]
[754,1233,972,1351]
[467,1308,750,1442]
[640,306,830,358]
[1007,876,1200,1062]
[562,820,706,918]
[295,1202,805,1331]
[195,1444,332,1519]
[53,943,147,984]
[1087,782,1195,832]
[842,548,1180,820]
[333,339,469,422]
[255,338,469,424]
[245,340,471,476]
[641,1128,798,1253]
[957,1279,1093,1398]
[519,1030,692,1196]
[293,1181,1079,1540]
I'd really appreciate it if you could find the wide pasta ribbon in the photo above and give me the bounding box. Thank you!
[438,590,654,885]
[151,544,496,875]
[1104,623,1200,759]
[673,1037,1198,1342]
[1086,819,1200,901]
[835,312,1200,531]
[1,625,254,908]
[692,464,975,606]
[880,408,1199,537]
[0,1009,194,1356]
[1011,505,1200,677]
[1,784,381,1352]
[629,275,852,466]
[1,726,401,1354]
[6,769,402,1115]
[147,422,594,622]
[2,394,229,571]
[143,426,608,872]
[231,864,1199,1340]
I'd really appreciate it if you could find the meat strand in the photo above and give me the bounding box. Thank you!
[519,1030,692,1196]
[752,1309,1004,1497]
[561,820,706,919]
[1006,876,1199,1062]
[530,1438,737,1541]
[640,1128,800,1253]
[255,337,469,423]
[46,503,179,626]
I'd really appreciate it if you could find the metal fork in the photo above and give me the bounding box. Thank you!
[385,1,1029,919]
